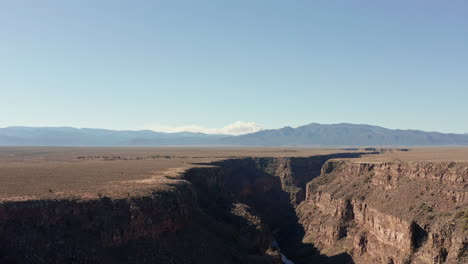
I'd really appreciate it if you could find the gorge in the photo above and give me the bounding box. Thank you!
[0,148,466,264]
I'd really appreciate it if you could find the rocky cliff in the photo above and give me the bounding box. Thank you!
[0,178,282,264]
[0,153,355,264]
[182,153,366,263]
[0,152,466,264]
[297,160,468,264]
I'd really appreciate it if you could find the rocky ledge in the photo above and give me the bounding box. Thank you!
[297,160,467,264]
[0,153,466,264]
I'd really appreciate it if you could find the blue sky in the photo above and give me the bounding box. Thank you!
[1,1,467,134]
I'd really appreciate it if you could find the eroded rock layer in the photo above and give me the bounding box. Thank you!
[0,154,354,264]
[0,153,466,264]
[297,160,468,264]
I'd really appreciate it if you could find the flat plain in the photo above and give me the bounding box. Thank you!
[0,146,467,202]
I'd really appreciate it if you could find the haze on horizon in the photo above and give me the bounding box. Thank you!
[1,1,467,134]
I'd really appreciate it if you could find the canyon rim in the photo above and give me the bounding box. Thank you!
[0,147,466,264]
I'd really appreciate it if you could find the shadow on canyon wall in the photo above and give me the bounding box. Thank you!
[186,153,369,263]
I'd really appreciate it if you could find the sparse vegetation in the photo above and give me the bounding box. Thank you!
[455,210,468,231]
[76,154,177,161]
[0,146,466,263]
[419,203,433,213]
[402,253,414,264]
[364,173,374,183]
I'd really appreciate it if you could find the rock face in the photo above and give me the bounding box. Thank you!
[0,153,466,264]
[182,154,365,263]
[0,180,285,264]
[297,160,468,264]
[0,154,351,264]
[0,181,200,263]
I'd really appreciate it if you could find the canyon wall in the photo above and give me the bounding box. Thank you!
[0,154,352,264]
[297,160,468,264]
[182,154,365,263]
[0,153,466,264]
[0,179,281,264]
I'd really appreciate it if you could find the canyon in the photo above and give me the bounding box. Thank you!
[0,147,466,263]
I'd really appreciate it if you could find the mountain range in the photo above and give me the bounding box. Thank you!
[1,123,468,147]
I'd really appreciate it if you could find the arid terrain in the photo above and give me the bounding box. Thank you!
[0,147,360,201]
[0,147,466,263]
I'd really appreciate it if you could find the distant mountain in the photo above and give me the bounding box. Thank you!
[220,123,468,146]
[0,127,226,146]
[1,124,468,146]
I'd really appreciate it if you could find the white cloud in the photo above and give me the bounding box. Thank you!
[143,121,262,135]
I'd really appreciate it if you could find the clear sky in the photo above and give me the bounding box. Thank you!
[1,1,467,134]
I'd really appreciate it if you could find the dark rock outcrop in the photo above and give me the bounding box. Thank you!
[1,152,466,264]
[297,160,468,264]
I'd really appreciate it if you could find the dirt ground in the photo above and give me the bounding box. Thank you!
[0,147,467,201]
[358,147,468,162]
